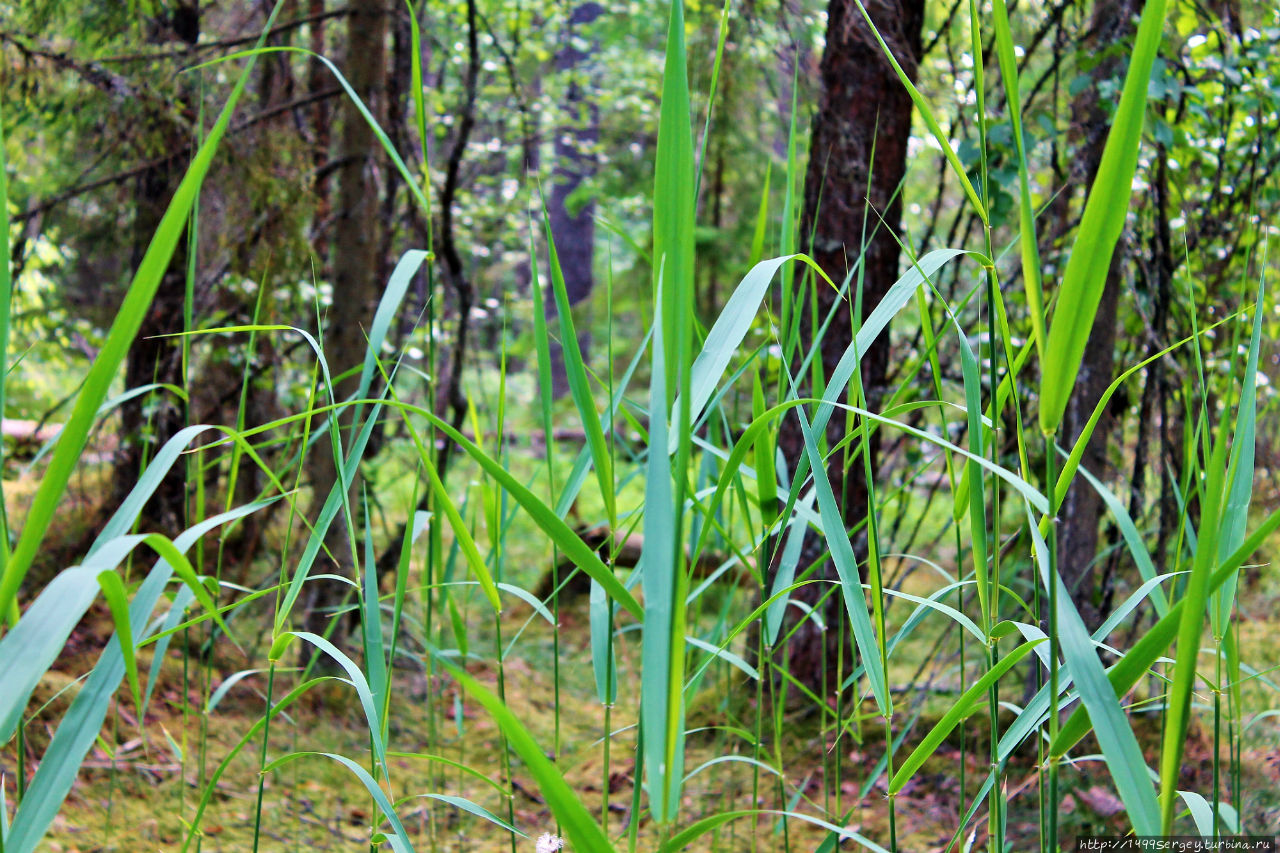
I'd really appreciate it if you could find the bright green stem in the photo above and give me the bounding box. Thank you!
[1045,430,1060,853]
[251,662,278,853]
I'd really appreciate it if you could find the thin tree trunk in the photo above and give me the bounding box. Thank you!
[309,0,333,258]
[770,0,924,695]
[545,2,601,397]
[112,4,201,534]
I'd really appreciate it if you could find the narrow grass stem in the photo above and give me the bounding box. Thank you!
[251,662,277,853]
[1045,430,1060,853]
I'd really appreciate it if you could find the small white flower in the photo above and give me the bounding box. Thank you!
[536,834,565,853]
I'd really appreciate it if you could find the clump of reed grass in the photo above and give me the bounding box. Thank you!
[0,1,1276,852]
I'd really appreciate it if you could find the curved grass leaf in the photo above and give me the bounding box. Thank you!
[406,793,524,837]
[848,0,987,224]
[0,497,272,744]
[888,638,1042,795]
[264,752,414,849]
[664,809,891,853]
[436,656,618,853]
[7,560,179,852]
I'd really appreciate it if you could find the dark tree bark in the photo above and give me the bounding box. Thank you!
[1054,0,1142,632]
[302,0,387,642]
[545,2,602,397]
[308,0,333,258]
[112,5,202,534]
[770,0,924,694]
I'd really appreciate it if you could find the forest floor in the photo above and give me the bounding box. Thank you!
[4,449,1280,852]
[25,613,1280,853]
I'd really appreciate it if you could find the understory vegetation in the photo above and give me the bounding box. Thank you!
[1,0,1279,851]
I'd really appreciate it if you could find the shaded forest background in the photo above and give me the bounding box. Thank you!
[3,0,1277,632]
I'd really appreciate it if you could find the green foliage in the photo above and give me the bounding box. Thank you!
[0,0,1278,851]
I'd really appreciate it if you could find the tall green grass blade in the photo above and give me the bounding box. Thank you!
[589,577,618,704]
[527,221,557,460]
[541,202,615,522]
[751,369,777,528]
[360,500,389,743]
[423,454,501,612]
[94,571,143,720]
[956,316,991,625]
[693,0,733,197]
[1159,429,1228,830]
[404,0,433,237]
[989,0,1046,362]
[1038,0,1171,435]
[748,163,772,269]
[671,254,796,448]
[652,0,696,395]
[1212,279,1264,633]
[347,250,429,445]
[778,63,800,363]
[789,390,890,714]
[275,389,388,629]
[640,278,686,821]
[641,0,698,827]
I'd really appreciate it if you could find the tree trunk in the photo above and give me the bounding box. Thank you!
[1054,0,1141,632]
[302,0,387,643]
[308,0,333,259]
[545,2,602,398]
[770,0,924,695]
[112,4,201,534]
